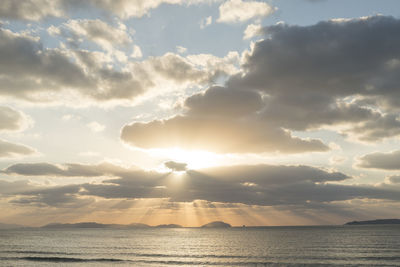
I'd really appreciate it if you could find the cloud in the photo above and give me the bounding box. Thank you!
[0,27,93,101]
[2,162,135,177]
[0,26,237,105]
[357,150,400,170]
[387,175,400,184]
[164,161,187,171]
[226,15,400,142]
[0,139,35,158]
[121,86,329,154]
[9,184,85,207]
[3,162,400,208]
[48,19,136,64]
[0,106,35,159]
[0,0,63,21]
[143,53,207,84]
[127,51,240,92]
[85,0,221,19]
[0,106,30,132]
[0,0,222,21]
[176,46,187,54]
[0,180,37,194]
[130,45,142,59]
[87,121,105,132]
[243,23,262,40]
[120,16,400,153]
[348,114,400,142]
[200,16,212,29]
[217,0,275,23]
[48,19,133,53]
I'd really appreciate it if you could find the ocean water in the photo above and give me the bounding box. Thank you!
[1,225,400,266]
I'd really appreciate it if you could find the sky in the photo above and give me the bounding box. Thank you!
[1,0,400,227]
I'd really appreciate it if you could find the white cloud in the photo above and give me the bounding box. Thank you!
[217,0,275,23]
[243,23,262,40]
[0,106,31,132]
[130,45,143,58]
[49,19,133,53]
[0,0,223,21]
[87,121,105,132]
[176,46,187,54]
[200,16,212,29]
[329,155,347,165]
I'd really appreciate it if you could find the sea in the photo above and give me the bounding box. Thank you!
[1,225,400,266]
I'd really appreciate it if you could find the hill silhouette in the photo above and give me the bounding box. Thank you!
[201,221,231,228]
[345,219,400,225]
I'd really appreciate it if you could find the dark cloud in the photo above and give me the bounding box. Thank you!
[228,15,400,140]
[236,16,400,98]
[387,175,400,184]
[0,180,35,194]
[4,162,400,208]
[0,27,93,101]
[2,162,137,177]
[185,86,264,117]
[0,0,64,21]
[0,139,35,158]
[164,161,187,171]
[0,106,29,132]
[357,150,400,170]
[2,27,149,103]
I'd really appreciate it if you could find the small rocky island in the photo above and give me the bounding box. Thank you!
[201,221,231,228]
[345,219,400,225]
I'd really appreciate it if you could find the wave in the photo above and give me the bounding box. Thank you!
[1,250,78,255]
[1,256,127,263]
[122,259,339,266]
[125,253,250,259]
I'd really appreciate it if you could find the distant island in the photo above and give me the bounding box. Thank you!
[34,221,232,229]
[3,219,400,229]
[39,221,233,229]
[345,219,400,225]
[42,222,112,229]
[201,221,231,228]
